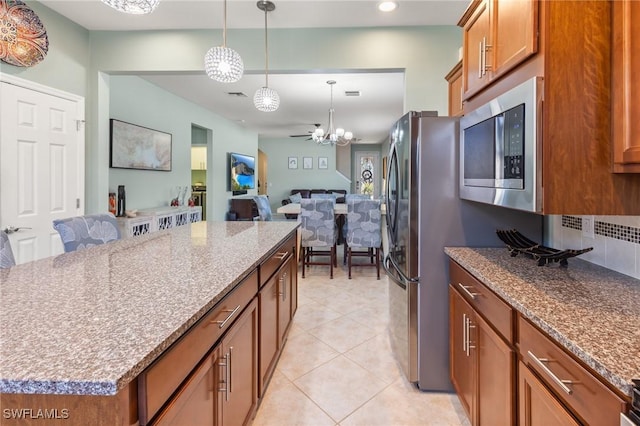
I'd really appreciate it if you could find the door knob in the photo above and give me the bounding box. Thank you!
[3,226,31,234]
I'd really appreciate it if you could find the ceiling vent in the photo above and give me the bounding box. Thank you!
[345,90,361,97]
[227,92,248,97]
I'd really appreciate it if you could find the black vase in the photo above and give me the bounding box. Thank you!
[117,185,126,217]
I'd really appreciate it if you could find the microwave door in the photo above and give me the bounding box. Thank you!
[495,113,505,182]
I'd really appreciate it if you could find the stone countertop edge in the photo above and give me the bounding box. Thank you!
[444,247,640,398]
[0,221,299,396]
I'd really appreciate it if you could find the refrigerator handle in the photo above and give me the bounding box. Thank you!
[383,254,418,289]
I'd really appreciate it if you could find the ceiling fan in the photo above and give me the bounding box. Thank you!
[289,123,322,140]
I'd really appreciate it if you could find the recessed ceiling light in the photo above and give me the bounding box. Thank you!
[378,1,398,12]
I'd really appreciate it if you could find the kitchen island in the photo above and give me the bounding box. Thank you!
[0,221,299,425]
[445,247,639,425]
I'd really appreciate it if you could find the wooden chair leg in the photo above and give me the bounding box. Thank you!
[330,245,334,279]
[376,248,380,279]
[301,247,306,278]
[348,247,352,279]
[343,241,348,265]
[333,243,337,267]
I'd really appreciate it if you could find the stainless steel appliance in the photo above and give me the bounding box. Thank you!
[384,111,543,391]
[460,76,543,213]
[191,185,206,220]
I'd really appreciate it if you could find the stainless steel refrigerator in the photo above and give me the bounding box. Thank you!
[384,111,542,391]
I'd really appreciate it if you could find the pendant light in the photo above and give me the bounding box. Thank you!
[204,0,244,83]
[254,1,280,112]
[100,0,160,14]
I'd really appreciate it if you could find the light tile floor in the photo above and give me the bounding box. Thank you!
[252,249,471,426]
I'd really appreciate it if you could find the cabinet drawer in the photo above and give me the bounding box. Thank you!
[518,316,627,426]
[260,233,295,287]
[449,260,513,342]
[138,270,258,425]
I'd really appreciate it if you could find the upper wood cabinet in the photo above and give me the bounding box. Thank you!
[612,0,640,173]
[459,0,538,100]
[191,146,207,170]
[445,60,464,117]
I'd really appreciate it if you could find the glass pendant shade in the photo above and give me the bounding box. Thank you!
[100,0,160,14]
[254,87,280,112]
[204,46,244,83]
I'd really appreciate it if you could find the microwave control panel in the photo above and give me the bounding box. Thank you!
[503,104,525,180]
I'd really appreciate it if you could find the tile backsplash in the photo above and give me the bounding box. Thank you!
[547,215,640,279]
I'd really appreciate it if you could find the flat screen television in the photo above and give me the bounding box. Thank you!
[229,152,256,193]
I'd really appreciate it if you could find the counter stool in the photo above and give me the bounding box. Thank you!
[299,199,337,279]
[52,213,121,253]
[344,198,382,279]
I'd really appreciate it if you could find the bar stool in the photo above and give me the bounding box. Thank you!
[52,213,121,253]
[299,199,337,279]
[344,198,382,279]
[0,230,16,268]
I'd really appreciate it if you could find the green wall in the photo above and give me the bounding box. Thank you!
[110,76,257,220]
[259,138,351,212]
[7,2,462,217]
[0,1,89,97]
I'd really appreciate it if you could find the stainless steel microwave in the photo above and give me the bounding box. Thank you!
[460,76,543,213]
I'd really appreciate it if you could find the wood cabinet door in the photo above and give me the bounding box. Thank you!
[613,0,640,172]
[221,299,258,426]
[492,0,538,78]
[476,314,515,426]
[449,287,476,423]
[258,276,279,397]
[518,361,580,426]
[152,351,217,426]
[277,256,293,344]
[446,61,464,117]
[462,0,491,99]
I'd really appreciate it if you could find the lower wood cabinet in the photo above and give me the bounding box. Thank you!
[259,251,295,396]
[449,258,629,426]
[449,284,515,426]
[518,360,580,426]
[219,298,259,426]
[152,298,258,426]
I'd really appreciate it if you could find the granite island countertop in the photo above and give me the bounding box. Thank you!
[0,221,298,396]
[445,247,640,398]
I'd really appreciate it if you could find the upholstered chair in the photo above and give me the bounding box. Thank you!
[52,213,121,253]
[310,193,338,203]
[345,198,382,279]
[253,195,273,221]
[299,199,337,279]
[0,230,16,268]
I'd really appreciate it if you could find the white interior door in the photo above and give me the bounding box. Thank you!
[0,80,84,263]
[354,151,380,198]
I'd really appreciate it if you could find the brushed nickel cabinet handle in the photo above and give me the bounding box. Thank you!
[274,252,288,260]
[462,313,468,353]
[228,346,233,395]
[212,305,241,329]
[478,41,483,79]
[218,354,229,400]
[458,282,479,299]
[527,350,574,395]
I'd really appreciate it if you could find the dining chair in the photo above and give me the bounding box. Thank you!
[253,195,273,221]
[52,213,121,253]
[344,198,382,279]
[0,230,16,268]
[299,199,337,279]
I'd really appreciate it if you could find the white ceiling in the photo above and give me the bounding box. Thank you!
[38,0,467,143]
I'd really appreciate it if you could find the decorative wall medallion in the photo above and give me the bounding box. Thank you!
[0,0,48,67]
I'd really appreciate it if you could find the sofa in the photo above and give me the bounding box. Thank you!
[281,189,348,219]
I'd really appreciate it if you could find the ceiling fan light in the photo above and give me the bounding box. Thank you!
[100,0,160,14]
[336,128,345,137]
[204,46,244,83]
[254,86,280,112]
[344,131,353,140]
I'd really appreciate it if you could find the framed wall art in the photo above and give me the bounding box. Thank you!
[303,157,313,169]
[288,157,298,169]
[109,119,172,171]
[318,156,328,169]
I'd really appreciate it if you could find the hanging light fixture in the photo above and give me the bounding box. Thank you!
[254,0,280,112]
[204,0,244,83]
[312,80,353,146]
[100,0,160,14]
